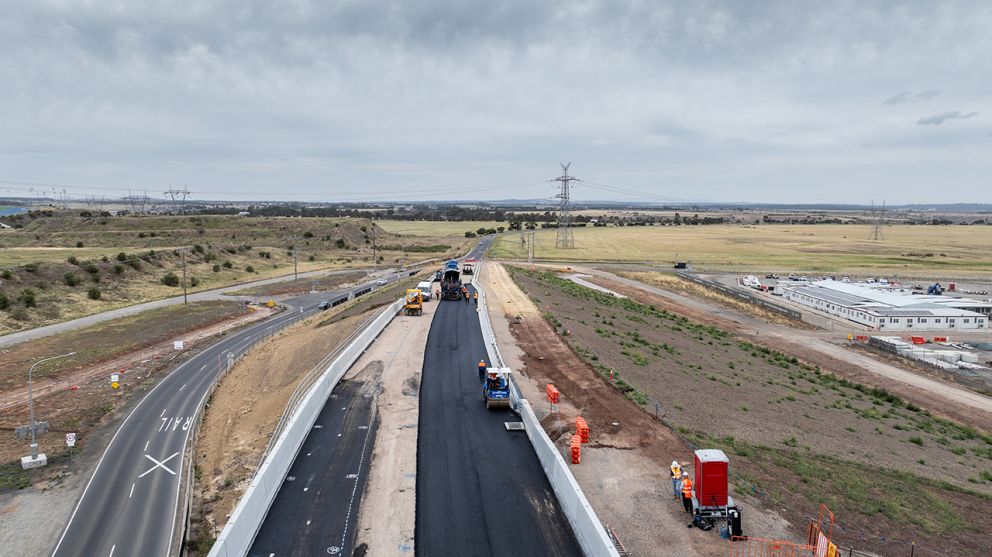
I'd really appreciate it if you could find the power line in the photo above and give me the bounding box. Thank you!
[867,200,886,241]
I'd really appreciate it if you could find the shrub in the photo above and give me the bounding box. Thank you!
[0,270,10,280]
[116,252,127,262]
[126,259,142,271]
[190,277,200,287]
[335,239,346,248]
[19,288,37,307]
[113,264,124,274]
[245,265,255,273]
[64,273,80,286]
[308,255,315,262]
[67,256,79,265]
[138,232,146,238]
[85,265,99,274]
[23,262,39,273]
[101,255,109,262]
[193,244,204,254]
[465,231,477,238]
[75,241,84,248]
[303,231,314,238]
[0,292,8,310]
[212,264,221,273]
[161,272,180,287]
[782,436,798,447]
[87,287,101,300]
[909,436,924,446]
[11,307,30,321]
[222,260,233,269]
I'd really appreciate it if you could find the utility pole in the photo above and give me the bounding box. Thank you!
[553,163,577,248]
[528,229,536,269]
[181,247,188,305]
[868,200,886,241]
[163,185,191,215]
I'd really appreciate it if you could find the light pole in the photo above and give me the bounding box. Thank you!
[26,351,75,464]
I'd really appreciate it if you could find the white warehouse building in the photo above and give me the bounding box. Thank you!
[781,280,989,331]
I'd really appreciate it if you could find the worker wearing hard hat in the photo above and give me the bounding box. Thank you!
[680,471,694,514]
[670,461,683,501]
[473,291,478,303]
[478,359,487,382]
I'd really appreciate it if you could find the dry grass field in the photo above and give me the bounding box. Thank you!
[492,224,992,276]
[376,220,506,236]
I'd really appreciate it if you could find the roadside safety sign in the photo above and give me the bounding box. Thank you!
[66,433,76,447]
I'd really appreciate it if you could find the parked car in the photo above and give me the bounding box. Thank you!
[376,278,388,285]
[318,300,331,310]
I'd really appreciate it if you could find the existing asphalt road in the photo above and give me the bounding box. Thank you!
[415,282,581,556]
[249,378,379,557]
[0,267,382,348]
[50,271,408,557]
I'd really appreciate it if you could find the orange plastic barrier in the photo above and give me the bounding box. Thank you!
[570,434,581,464]
[910,336,925,345]
[855,335,869,342]
[932,336,948,342]
[546,384,560,404]
[575,416,589,443]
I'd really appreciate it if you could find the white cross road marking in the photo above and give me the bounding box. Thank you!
[139,452,179,478]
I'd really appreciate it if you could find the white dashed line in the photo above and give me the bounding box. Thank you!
[144,440,150,451]
[129,483,135,499]
[109,545,116,557]
[160,408,166,417]
[179,384,186,391]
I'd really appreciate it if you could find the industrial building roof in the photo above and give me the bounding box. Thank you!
[786,280,987,319]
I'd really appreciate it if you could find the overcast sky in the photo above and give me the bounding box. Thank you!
[1,1,989,204]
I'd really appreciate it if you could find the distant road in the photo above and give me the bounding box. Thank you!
[0,267,380,348]
[50,271,407,557]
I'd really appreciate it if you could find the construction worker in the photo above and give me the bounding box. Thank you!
[478,359,487,382]
[435,288,441,299]
[473,291,478,303]
[680,471,693,514]
[670,461,683,501]
[487,370,500,391]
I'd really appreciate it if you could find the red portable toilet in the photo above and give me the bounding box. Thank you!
[694,449,729,508]
[948,282,956,292]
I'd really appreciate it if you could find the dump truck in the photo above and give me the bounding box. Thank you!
[440,259,463,300]
[404,289,423,315]
[482,368,511,409]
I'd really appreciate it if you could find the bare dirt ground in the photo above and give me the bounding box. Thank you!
[351,297,438,556]
[223,270,366,297]
[190,306,377,543]
[506,266,992,557]
[482,263,796,557]
[0,304,272,412]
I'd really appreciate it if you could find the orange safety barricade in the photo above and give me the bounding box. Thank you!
[570,434,581,464]
[575,416,589,443]
[546,384,560,404]
[728,536,815,557]
[854,335,869,342]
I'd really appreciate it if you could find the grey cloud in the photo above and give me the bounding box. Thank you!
[916,111,979,126]
[883,89,942,105]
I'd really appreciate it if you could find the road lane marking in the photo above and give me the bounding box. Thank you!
[179,384,186,391]
[200,364,207,371]
[160,408,166,417]
[139,452,179,478]
[129,483,135,498]
[144,440,150,451]
[109,545,115,557]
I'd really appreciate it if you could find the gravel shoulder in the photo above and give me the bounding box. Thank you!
[351,296,438,555]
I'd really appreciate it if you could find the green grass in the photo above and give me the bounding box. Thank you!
[688,432,988,536]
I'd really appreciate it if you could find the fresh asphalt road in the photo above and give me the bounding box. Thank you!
[416,283,582,556]
[50,271,408,557]
[248,378,379,557]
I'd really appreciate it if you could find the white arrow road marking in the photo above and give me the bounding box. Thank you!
[139,452,179,478]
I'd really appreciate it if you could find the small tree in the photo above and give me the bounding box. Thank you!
[67,256,79,265]
[245,265,255,273]
[64,272,80,286]
[222,260,233,269]
[0,292,9,310]
[116,252,127,262]
[87,287,102,300]
[161,272,180,287]
[212,264,221,272]
[464,231,477,238]
[20,288,36,307]
[476,227,487,235]
[76,241,84,248]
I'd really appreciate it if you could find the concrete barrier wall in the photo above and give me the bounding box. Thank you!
[208,298,404,557]
[472,263,618,557]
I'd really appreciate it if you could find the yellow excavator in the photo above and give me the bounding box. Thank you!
[404,289,423,316]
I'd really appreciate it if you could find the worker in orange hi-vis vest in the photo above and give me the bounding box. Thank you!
[680,471,693,514]
[473,291,478,303]
[478,359,487,382]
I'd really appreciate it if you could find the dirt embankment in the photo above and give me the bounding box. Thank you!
[190,306,376,545]
[505,266,992,557]
[482,264,795,557]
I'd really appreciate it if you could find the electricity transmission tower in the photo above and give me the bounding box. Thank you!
[867,200,886,241]
[164,185,191,214]
[125,189,150,214]
[553,163,577,249]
